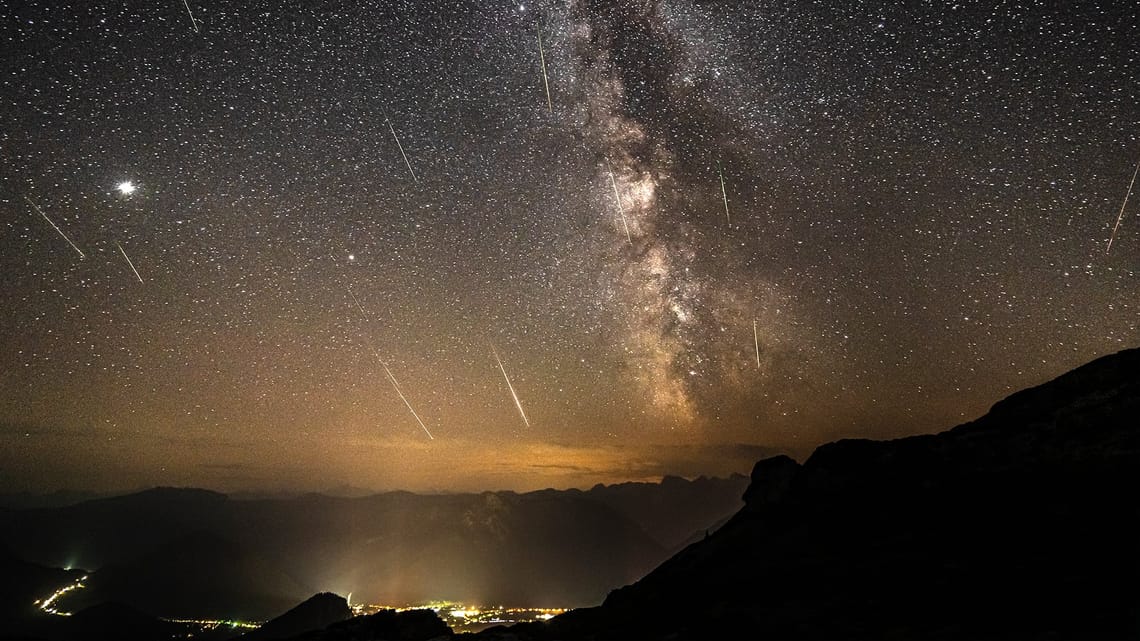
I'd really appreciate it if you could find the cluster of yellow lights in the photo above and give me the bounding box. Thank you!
[357,600,566,622]
[36,577,259,630]
[363,601,567,630]
[166,618,261,630]
[35,581,563,635]
[35,576,88,616]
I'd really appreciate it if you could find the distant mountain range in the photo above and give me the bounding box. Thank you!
[0,474,747,621]
[0,490,111,510]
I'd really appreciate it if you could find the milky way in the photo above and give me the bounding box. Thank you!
[555,0,801,427]
[0,0,1136,493]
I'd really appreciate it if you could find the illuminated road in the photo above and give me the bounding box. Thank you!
[35,575,88,616]
[33,579,557,636]
[34,576,259,633]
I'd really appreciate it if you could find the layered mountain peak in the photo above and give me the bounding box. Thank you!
[242,592,352,641]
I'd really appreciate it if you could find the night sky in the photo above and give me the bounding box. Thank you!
[2,0,1137,494]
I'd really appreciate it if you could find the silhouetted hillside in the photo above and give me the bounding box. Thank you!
[65,530,308,620]
[0,490,108,510]
[0,487,230,570]
[60,601,184,641]
[0,547,79,617]
[286,608,451,641]
[578,474,748,551]
[0,547,85,638]
[480,347,1140,640]
[242,593,352,641]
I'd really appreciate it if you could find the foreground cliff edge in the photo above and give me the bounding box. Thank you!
[477,347,1140,640]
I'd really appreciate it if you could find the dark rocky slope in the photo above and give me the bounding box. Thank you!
[282,608,451,641]
[485,347,1140,640]
[242,592,353,641]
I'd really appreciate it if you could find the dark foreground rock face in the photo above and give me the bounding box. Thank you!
[480,347,1140,640]
[286,608,451,641]
[243,592,353,641]
[61,602,185,641]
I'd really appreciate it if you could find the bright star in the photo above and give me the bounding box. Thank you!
[116,181,136,195]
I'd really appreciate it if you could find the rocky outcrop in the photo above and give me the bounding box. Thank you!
[288,608,451,641]
[243,592,353,641]
[740,455,799,508]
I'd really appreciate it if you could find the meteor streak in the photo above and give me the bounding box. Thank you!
[25,196,85,259]
[115,241,144,283]
[606,162,633,245]
[753,319,760,368]
[538,29,553,113]
[345,286,434,439]
[346,285,368,320]
[492,345,530,428]
[1106,156,1140,255]
[182,0,199,33]
[718,163,731,226]
[386,117,418,183]
[379,358,434,440]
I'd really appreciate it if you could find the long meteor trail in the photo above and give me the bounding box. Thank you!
[538,29,553,113]
[346,286,434,439]
[492,345,530,428]
[346,285,368,319]
[753,319,760,368]
[386,117,418,183]
[606,163,633,245]
[115,241,144,283]
[25,196,85,259]
[718,163,731,226]
[182,0,199,33]
[1106,156,1140,255]
[379,358,434,440]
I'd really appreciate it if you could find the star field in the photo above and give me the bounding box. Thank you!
[1,0,1137,493]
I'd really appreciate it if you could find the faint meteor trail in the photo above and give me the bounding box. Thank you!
[606,162,633,245]
[492,345,530,427]
[386,117,418,183]
[345,285,434,439]
[379,358,435,440]
[718,163,731,226]
[538,29,553,113]
[182,0,199,33]
[115,241,144,283]
[24,196,85,259]
[753,319,760,368]
[346,285,368,319]
[1106,156,1140,255]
